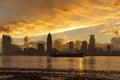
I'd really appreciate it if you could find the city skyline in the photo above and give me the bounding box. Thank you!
[0,32,120,53]
[1,33,120,56]
[0,1,119,80]
[0,0,120,53]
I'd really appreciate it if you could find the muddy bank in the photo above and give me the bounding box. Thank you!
[0,68,119,80]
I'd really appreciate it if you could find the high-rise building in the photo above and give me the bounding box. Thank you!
[54,39,62,51]
[74,40,81,50]
[47,33,52,53]
[2,35,12,54]
[38,43,45,54]
[107,45,112,53]
[81,41,87,53]
[69,41,74,53]
[88,35,96,53]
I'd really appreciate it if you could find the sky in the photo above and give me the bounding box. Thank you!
[0,0,120,43]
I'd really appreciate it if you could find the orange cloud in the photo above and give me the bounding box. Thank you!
[0,26,12,34]
[0,0,119,38]
[100,29,119,36]
[53,8,71,18]
[53,8,70,13]
[113,0,120,7]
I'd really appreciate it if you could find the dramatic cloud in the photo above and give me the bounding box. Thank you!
[0,0,119,39]
[99,23,120,36]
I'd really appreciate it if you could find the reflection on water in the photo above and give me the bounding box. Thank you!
[79,58,83,70]
[68,58,73,69]
[0,56,120,70]
[88,57,95,69]
[2,56,12,67]
[47,56,52,69]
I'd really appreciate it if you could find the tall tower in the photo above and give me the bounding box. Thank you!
[81,41,87,53]
[47,33,52,53]
[2,35,12,54]
[88,35,95,53]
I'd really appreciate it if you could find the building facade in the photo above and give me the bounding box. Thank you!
[38,43,45,54]
[47,33,52,53]
[88,35,96,53]
[2,35,12,54]
[69,41,74,53]
[81,41,87,53]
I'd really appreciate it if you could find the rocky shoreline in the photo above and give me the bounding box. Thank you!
[0,68,119,80]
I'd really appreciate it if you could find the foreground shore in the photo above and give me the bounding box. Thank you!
[0,68,119,80]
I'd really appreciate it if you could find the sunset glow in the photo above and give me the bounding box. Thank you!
[0,0,119,42]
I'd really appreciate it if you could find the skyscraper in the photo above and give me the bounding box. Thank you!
[74,40,81,50]
[38,43,45,54]
[69,41,74,53]
[2,35,22,55]
[88,35,96,53]
[47,33,52,53]
[2,35,12,54]
[81,41,87,53]
[54,39,62,51]
[107,45,112,53]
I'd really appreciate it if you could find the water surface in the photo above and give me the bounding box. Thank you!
[0,56,119,70]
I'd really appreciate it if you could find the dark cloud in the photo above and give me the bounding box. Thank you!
[0,26,12,33]
[53,8,70,12]
[113,0,120,7]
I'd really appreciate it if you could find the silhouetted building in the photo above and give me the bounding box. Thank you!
[107,45,112,53]
[2,35,12,54]
[54,39,62,51]
[69,41,74,53]
[23,47,38,55]
[47,33,52,53]
[11,44,22,54]
[2,34,22,55]
[74,40,81,50]
[38,43,45,54]
[88,35,96,53]
[81,41,87,53]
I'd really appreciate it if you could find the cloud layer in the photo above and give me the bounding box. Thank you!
[0,0,119,38]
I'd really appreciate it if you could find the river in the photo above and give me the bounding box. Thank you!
[0,56,119,70]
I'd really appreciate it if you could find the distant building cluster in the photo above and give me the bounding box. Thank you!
[2,35,22,55]
[2,33,52,55]
[2,33,120,56]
